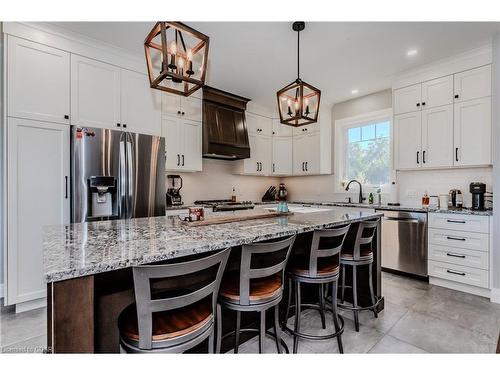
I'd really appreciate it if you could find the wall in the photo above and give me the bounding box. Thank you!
[283,89,392,203]
[176,158,280,205]
[0,22,4,298]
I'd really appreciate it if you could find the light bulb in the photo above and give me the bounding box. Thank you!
[178,57,184,68]
[187,49,193,61]
[170,41,177,55]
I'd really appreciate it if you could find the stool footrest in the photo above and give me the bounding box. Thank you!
[221,328,290,353]
[336,296,381,312]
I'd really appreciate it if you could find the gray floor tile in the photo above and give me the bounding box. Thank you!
[388,310,497,353]
[1,334,47,353]
[339,301,408,334]
[368,335,427,353]
[382,276,428,309]
[0,306,47,347]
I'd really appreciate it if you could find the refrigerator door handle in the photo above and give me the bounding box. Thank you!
[119,136,127,218]
[126,134,134,219]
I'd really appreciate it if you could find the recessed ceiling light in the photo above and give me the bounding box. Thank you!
[351,89,359,95]
[407,49,418,57]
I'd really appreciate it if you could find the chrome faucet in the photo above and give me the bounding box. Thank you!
[345,179,365,204]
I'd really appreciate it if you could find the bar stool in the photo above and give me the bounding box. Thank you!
[338,219,380,332]
[283,225,350,354]
[218,235,296,354]
[117,248,230,353]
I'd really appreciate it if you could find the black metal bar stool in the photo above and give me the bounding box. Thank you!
[218,235,296,354]
[338,219,380,332]
[283,225,350,354]
[117,248,230,353]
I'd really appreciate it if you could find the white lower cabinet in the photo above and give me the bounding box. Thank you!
[7,118,70,305]
[428,213,490,296]
[162,116,202,172]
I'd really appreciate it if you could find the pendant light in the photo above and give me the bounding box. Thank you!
[144,22,209,96]
[276,22,321,127]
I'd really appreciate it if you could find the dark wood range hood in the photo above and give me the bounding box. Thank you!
[202,86,251,160]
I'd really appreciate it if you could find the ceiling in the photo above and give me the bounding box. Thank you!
[49,22,500,109]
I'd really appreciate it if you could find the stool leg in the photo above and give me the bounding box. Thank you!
[208,329,215,354]
[341,264,346,304]
[331,280,344,354]
[352,265,360,332]
[293,280,301,354]
[368,262,378,318]
[259,310,266,354]
[273,305,282,354]
[216,303,222,354]
[234,310,241,353]
[283,277,293,327]
[318,284,326,329]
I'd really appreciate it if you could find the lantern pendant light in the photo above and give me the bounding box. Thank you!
[144,22,209,97]
[276,22,321,127]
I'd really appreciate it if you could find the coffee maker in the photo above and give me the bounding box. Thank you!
[166,175,183,206]
[470,182,486,210]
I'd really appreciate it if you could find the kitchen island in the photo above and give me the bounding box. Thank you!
[43,207,383,353]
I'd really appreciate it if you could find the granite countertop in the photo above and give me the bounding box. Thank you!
[43,207,382,283]
[272,201,493,216]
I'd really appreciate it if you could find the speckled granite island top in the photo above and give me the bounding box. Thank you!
[43,208,382,283]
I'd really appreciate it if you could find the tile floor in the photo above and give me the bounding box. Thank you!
[1,272,499,353]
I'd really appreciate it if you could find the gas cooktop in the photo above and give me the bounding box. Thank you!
[194,199,255,212]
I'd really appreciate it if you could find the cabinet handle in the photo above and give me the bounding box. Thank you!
[64,115,69,120]
[422,102,426,106]
[446,236,466,241]
[455,147,459,162]
[256,162,259,172]
[64,176,68,199]
[447,219,466,224]
[177,154,180,166]
[305,162,308,171]
[117,123,121,127]
[446,269,466,276]
[454,94,459,99]
[301,162,305,171]
[446,252,466,259]
[416,151,420,164]
[422,150,426,164]
[273,163,275,173]
[416,103,420,107]
[182,154,185,166]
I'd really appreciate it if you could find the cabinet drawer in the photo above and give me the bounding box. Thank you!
[428,260,488,288]
[428,228,489,252]
[428,213,489,233]
[428,244,488,270]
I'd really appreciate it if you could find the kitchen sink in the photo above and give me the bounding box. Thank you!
[266,205,334,214]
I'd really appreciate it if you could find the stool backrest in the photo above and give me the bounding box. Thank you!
[308,225,350,277]
[239,235,296,305]
[352,218,380,260]
[132,248,230,350]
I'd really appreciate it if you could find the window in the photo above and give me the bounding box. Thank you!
[335,109,393,192]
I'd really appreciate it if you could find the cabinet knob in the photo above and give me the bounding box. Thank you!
[181,112,185,116]
[272,131,275,135]
[117,123,121,127]
[177,110,181,115]
[422,102,426,106]
[123,124,127,128]
[64,115,69,120]
[454,94,459,99]
[416,103,420,107]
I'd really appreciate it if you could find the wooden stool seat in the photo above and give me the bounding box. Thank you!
[219,272,283,303]
[340,249,373,261]
[119,298,213,342]
[290,256,340,278]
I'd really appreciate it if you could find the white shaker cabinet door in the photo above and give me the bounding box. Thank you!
[272,136,293,175]
[7,118,70,305]
[71,55,121,129]
[121,69,161,136]
[421,105,453,168]
[292,134,308,175]
[421,75,453,109]
[394,83,421,115]
[272,119,293,137]
[242,134,260,174]
[395,111,422,169]
[7,36,70,125]
[453,97,491,167]
[258,135,273,175]
[305,132,320,175]
[163,116,183,170]
[181,119,203,172]
[454,65,491,103]
[181,96,202,123]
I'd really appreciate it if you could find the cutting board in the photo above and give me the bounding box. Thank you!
[180,211,293,227]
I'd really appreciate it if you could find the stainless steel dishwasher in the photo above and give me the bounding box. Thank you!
[375,209,428,277]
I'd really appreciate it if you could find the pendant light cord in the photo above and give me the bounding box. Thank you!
[297,29,300,80]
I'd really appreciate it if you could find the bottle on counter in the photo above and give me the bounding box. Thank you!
[368,192,374,205]
[422,191,430,207]
[231,187,236,202]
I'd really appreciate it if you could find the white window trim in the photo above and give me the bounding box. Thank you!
[334,108,394,194]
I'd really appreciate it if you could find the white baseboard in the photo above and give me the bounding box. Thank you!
[490,288,500,304]
[429,277,490,298]
[15,298,46,313]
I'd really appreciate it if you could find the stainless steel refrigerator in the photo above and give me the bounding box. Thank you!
[71,126,165,223]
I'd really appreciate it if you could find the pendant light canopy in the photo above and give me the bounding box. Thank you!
[276,22,321,127]
[144,22,209,97]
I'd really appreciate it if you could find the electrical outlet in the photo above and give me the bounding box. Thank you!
[406,189,417,197]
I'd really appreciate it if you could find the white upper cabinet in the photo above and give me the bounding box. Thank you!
[395,111,422,169]
[272,137,293,175]
[293,124,317,137]
[7,118,70,305]
[246,112,273,136]
[120,69,161,135]
[7,36,70,124]
[293,132,320,175]
[421,75,453,109]
[162,92,202,122]
[241,134,272,175]
[181,119,203,171]
[71,55,121,129]
[272,119,293,137]
[162,116,202,172]
[421,105,453,168]
[394,83,421,115]
[454,65,491,103]
[453,97,491,167]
